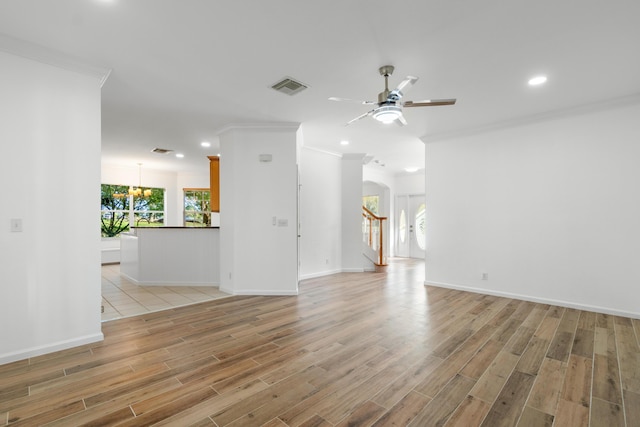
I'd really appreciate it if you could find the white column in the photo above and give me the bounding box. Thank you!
[341,153,366,272]
[0,41,107,364]
[218,123,300,295]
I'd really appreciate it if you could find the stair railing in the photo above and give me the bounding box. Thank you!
[362,206,387,266]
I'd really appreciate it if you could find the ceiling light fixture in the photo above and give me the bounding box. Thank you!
[340,140,349,145]
[404,167,419,173]
[176,153,184,158]
[528,75,547,86]
[372,105,403,124]
[200,141,211,148]
[114,163,151,198]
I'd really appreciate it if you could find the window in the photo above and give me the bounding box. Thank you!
[101,184,130,237]
[415,203,426,251]
[362,195,379,215]
[101,184,165,237]
[362,195,380,246]
[184,188,211,227]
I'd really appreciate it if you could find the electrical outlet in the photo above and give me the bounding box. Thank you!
[482,272,489,280]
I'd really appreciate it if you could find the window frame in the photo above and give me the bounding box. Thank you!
[101,183,166,237]
[183,188,212,227]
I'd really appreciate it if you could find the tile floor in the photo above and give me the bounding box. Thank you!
[101,263,231,321]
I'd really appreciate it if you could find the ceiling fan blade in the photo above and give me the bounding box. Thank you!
[395,114,408,126]
[329,97,376,105]
[387,76,418,101]
[395,76,418,94]
[403,98,457,107]
[345,109,375,125]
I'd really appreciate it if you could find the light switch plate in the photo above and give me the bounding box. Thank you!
[11,218,23,232]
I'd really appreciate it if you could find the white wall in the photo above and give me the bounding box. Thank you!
[425,101,640,318]
[395,171,426,195]
[219,124,300,295]
[299,148,342,279]
[175,170,209,189]
[0,50,105,364]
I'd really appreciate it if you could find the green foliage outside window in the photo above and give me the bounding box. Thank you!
[363,195,379,215]
[184,189,211,227]
[101,184,165,237]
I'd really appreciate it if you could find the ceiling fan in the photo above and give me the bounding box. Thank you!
[329,65,456,126]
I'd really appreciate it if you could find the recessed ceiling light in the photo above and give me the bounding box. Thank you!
[528,75,547,86]
[200,141,211,148]
[404,167,419,173]
[175,153,184,158]
[340,140,349,145]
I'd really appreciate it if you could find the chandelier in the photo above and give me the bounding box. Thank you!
[114,163,151,198]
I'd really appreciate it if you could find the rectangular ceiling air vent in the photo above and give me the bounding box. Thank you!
[271,77,308,96]
[151,148,173,154]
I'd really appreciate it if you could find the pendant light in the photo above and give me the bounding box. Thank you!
[127,163,151,198]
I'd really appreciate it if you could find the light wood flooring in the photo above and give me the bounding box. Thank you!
[2,258,639,426]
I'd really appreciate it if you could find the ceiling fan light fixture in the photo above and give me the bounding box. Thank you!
[372,105,402,124]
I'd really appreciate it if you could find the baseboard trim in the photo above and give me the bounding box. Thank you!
[342,268,365,273]
[120,272,219,287]
[0,332,104,366]
[299,269,343,280]
[220,288,299,296]
[425,280,640,319]
[135,281,220,286]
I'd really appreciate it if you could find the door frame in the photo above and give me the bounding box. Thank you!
[395,194,426,259]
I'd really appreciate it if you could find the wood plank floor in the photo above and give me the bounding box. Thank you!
[1,258,639,426]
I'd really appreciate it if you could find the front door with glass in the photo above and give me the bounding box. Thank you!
[396,194,426,259]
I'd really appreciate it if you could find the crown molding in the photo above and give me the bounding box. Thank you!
[342,153,367,161]
[302,145,342,158]
[421,92,640,144]
[217,122,301,135]
[0,32,111,87]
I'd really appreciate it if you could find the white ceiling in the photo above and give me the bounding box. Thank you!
[1,0,639,175]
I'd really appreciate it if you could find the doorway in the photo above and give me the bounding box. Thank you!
[395,194,426,259]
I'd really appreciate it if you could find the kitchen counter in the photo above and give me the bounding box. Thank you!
[120,227,220,285]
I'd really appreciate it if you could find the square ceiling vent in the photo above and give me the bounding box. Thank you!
[271,77,308,96]
[151,148,173,154]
